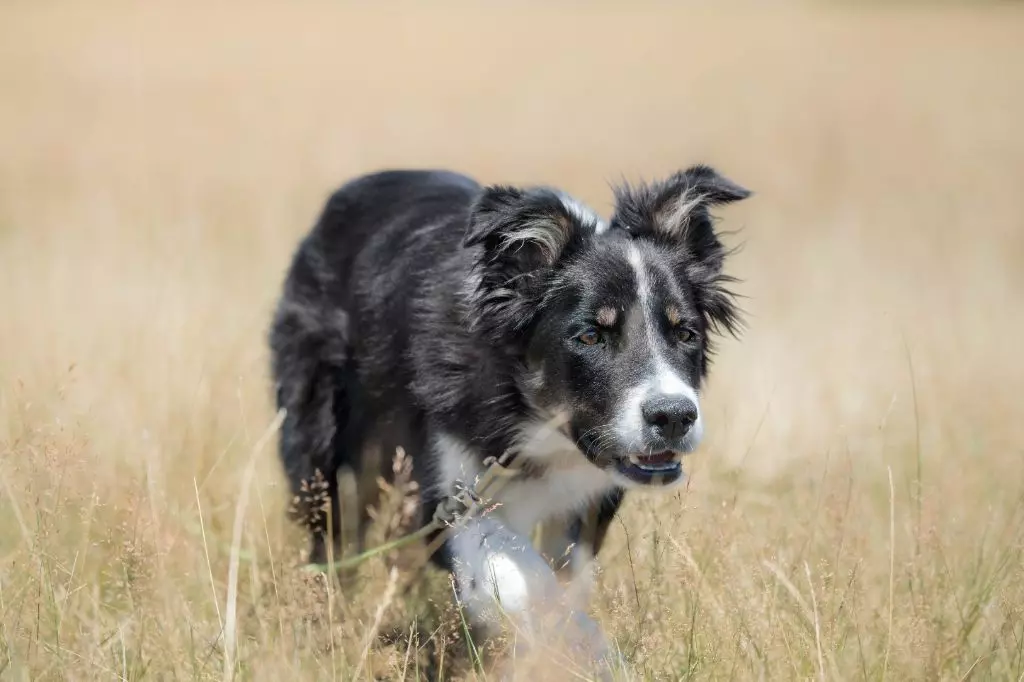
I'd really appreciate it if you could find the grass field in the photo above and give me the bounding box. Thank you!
[2,1,1024,679]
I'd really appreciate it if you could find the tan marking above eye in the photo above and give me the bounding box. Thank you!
[666,306,682,326]
[596,306,618,327]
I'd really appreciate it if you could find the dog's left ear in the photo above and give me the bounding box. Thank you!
[613,164,750,271]
[614,166,751,339]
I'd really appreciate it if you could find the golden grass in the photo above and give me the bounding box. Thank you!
[2,1,1024,679]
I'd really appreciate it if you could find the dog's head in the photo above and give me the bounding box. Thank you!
[464,166,750,489]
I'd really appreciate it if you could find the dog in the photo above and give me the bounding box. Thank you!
[268,166,750,663]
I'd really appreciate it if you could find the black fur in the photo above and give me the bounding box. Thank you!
[268,167,750,567]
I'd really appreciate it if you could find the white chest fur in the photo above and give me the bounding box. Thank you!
[434,422,616,537]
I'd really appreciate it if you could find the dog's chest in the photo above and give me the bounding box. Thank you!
[435,423,616,538]
[495,464,615,537]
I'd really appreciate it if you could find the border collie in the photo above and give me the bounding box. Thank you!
[269,166,750,660]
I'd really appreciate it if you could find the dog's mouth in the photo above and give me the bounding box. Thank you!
[614,451,684,486]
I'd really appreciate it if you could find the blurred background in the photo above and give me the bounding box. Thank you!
[1,1,1022,680]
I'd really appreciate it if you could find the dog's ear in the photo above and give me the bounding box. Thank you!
[614,166,751,338]
[613,165,750,270]
[463,185,580,340]
[463,185,576,273]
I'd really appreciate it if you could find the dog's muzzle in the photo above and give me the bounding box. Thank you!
[613,450,685,486]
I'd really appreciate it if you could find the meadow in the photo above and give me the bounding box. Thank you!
[1,2,1023,679]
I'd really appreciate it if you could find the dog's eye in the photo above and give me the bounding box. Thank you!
[577,329,603,346]
[673,327,696,343]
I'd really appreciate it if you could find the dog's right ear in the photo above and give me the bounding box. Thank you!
[463,185,576,275]
[463,186,579,340]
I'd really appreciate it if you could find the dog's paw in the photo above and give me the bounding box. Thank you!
[497,610,626,681]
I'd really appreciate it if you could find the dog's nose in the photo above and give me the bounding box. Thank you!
[641,396,698,441]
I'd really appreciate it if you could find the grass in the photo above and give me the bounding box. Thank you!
[2,1,1024,679]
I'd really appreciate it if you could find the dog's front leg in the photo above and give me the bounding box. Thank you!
[535,516,598,610]
[447,516,609,663]
[537,490,626,611]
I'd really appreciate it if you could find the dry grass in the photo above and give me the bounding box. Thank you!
[2,1,1024,679]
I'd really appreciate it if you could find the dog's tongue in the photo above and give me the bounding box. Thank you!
[637,451,675,465]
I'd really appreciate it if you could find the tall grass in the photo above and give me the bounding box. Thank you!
[2,1,1023,679]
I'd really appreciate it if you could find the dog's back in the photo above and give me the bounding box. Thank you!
[269,169,480,562]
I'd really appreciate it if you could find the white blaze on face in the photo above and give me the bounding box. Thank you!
[616,243,704,450]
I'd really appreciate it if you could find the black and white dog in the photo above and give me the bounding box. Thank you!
[269,166,750,655]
